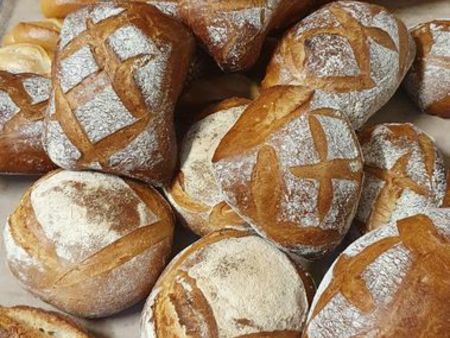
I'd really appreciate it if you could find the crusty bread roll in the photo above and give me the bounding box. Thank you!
[303,208,450,338]
[263,1,416,129]
[0,44,52,76]
[167,98,250,236]
[44,1,195,186]
[0,305,89,337]
[4,170,175,318]
[212,86,364,258]
[0,71,56,175]
[141,228,315,337]
[404,20,450,118]
[2,19,63,56]
[179,0,315,71]
[356,123,446,235]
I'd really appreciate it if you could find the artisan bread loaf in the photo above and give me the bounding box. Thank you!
[44,1,195,185]
[263,0,416,129]
[212,86,364,258]
[356,123,446,235]
[4,170,175,318]
[141,228,315,337]
[303,208,450,338]
[179,0,315,71]
[404,20,450,117]
[0,44,52,76]
[167,98,250,236]
[2,19,63,56]
[0,305,89,337]
[0,71,56,175]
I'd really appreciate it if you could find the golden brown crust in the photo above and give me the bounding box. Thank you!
[179,0,315,71]
[0,305,89,337]
[443,170,450,207]
[0,71,56,175]
[0,44,52,76]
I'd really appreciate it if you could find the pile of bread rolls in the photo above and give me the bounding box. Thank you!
[1,0,449,337]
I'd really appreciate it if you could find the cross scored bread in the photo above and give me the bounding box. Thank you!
[303,208,450,338]
[141,228,315,338]
[44,1,195,185]
[212,86,364,258]
[263,1,416,129]
[0,71,56,174]
[356,123,446,235]
[4,170,175,318]
[404,20,450,117]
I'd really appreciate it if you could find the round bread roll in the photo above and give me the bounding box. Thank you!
[0,71,56,175]
[4,170,175,318]
[167,98,250,236]
[0,305,89,337]
[0,43,52,76]
[44,1,194,186]
[263,1,416,129]
[303,208,450,338]
[356,123,446,235]
[212,86,364,258]
[404,20,450,117]
[141,228,315,337]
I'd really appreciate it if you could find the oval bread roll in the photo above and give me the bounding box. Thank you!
[44,1,195,185]
[263,1,416,129]
[0,305,89,337]
[0,43,52,76]
[141,228,315,338]
[4,170,175,318]
[355,123,447,235]
[166,98,250,236]
[303,208,450,338]
[404,20,450,117]
[212,86,364,258]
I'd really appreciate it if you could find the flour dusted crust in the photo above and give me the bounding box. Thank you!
[44,1,194,185]
[263,1,415,129]
[356,123,446,235]
[212,86,364,258]
[303,208,450,338]
[404,20,450,117]
[179,0,315,71]
[0,305,89,337]
[141,228,315,338]
[0,71,56,175]
[166,99,250,236]
[4,170,175,318]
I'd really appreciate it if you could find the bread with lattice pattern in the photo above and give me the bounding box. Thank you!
[303,208,450,338]
[141,227,315,337]
[44,1,195,185]
[263,1,415,129]
[0,71,56,175]
[355,123,446,236]
[0,305,89,337]
[404,20,450,118]
[4,169,175,318]
[212,86,364,258]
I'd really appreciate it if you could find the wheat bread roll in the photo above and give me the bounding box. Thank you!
[0,44,52,76]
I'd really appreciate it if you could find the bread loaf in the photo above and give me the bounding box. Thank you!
[4,170,175,318]
[44,1,195,185]
[141,228,315,337]
[2,19,63,56]
[0,71,56,175]
[179,0,315,71]
[167,98,250,236]
[404,20,450,117]
[212,86,364,258]
[356,123,446,235]
[303,208,450,338]
[263,1,415,129]
[0,305,89,337]
[0,44,52,76]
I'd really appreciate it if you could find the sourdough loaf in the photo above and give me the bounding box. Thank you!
[4,170,175,318]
